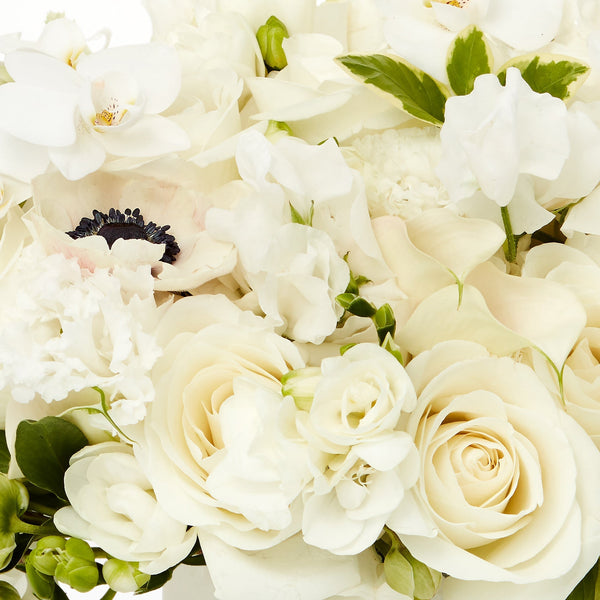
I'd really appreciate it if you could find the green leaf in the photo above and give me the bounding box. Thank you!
[336,54,449,125]
[336,293,377,318]
[497,54,590,101]
[566,560,598,600]
[446,25,492,95]
[0,432,10,474]
[15,417,88,501]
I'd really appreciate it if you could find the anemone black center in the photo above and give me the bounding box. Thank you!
[97,222,148,247]
[66,208,180,264]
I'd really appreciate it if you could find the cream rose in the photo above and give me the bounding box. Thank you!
[136,294,311,550]
[388,340,600,600]
[54,442,197,575]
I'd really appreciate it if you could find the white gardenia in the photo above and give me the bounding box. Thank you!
[389,340,600,600]
[54,443,197,574]
[298,344,419,555]
[136,294,312,550]
[0,23,189,181]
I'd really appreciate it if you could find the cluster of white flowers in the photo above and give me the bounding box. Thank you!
[1,1,600,600]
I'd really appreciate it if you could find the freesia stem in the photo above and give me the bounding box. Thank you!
[501,205,516,263]
[10,517,58,536]
[100,590,116,600]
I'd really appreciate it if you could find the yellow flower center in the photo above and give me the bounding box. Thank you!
[94,98,127,127]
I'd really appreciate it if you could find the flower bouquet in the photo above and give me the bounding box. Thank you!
[1,0,600,599]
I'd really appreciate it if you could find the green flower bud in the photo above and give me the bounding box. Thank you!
[0,581,21,600]
[26,561,55,600]
[29,536,67,576]
[257,16,289,71]
[103,559,150,593]
[383,537,441,600]
[281,367,321,411]
[54,538,98,593]
[265,120,293,140]
[0,474,29,570]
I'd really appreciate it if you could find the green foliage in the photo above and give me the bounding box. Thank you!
[336,54,449,125]
[336,293,377,318]
[497,54,589,100]
[446,25,493,95]
[566,559,599,600]
[374,304,396,344]
[0,432,10,474]
[15,417,88,501]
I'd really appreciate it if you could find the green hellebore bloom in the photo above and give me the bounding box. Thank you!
[103,559,150,593]
[29,536,67,576]
[257,15,289,71]
[53,538,98,593]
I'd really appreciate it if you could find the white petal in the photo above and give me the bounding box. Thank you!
[198,531,361,600]
[0,83,77,146]
[5,49,81,91]
[48,131,106,180]
[100,115,190,157]
[0,130,48,182]
[76,44,181,114]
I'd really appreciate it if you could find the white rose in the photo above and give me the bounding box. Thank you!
[389,340,600,600]
[54,442,197,575]
[298,344,419,555]
[136,294,311,550]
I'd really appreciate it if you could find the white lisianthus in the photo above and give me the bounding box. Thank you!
[136,294,312,550]
[0,244,163,425]
[0,23,189,181]
[297,344,419,555]
[54,443,197,574]
[437,68,569,234]
[388,340,600,600]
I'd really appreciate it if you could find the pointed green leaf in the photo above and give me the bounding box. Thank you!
[374,303,396,344]
[336,54,449,125]
[446,25,493,95]
[497,54,590,101]
[15,417,88,501]
[565,559,598,600]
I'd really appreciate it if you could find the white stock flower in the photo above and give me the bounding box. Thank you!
[298,344,419,555]
[54,443,197,574]
[437,68,569,234]
[0,244,162,425]
[388,340,600,600]
[0,29,189,181]
[136,294,311,550]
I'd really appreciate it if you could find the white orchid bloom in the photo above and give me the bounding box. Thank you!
[0,42,189,181]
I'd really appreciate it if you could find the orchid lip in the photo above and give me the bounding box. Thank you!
[66,207,180,264]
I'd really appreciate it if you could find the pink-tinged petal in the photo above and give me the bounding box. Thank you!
[76,44,181,114]
[100,115,190,157]
[5,49,81,91]
[48,132,106,180]
[0,130,48,182]
[0,82,77,147]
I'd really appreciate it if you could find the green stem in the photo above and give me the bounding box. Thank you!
[28,502,58,517]
[10,517,58,536]
[501,205,517,263]
[100,589,117,600]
